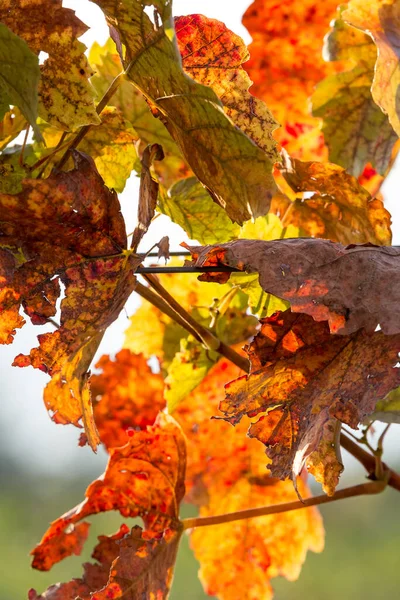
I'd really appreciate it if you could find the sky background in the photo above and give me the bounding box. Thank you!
[1,0,399,489]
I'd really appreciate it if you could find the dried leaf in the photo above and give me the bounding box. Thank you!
[0,0,100,131]
[92,0,278,224]
[280,153,392,245]
[31,413,186,570]
[0,23,41,139]
[312,16,397,176]
[242,0,339,160]
[175,14,279,155]
[90,350,165,450]
[185,239,400,334]
[220,310,400,488]
[174,359,324,599]
[343,0,400,137]
[1,152,138,447]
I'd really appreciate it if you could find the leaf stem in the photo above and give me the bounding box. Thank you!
[182,479,386,530]
[55,71,126,170]
[142,272,250,372]
[340,432,400,493]
[135,280,250,373]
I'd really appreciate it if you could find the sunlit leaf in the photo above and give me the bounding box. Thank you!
[0,0,100,131]
[92,0,278,224]
[373,386,400,424]
[312,16,397,176]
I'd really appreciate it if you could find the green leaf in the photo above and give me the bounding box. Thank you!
[373,387,400,424]
[312,17,397,177]
[0,23,41,140]
[158,177,240,244]
[92,0,278,224]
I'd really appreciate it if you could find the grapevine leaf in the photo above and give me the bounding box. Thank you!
[158,176,240,244]
[220,310,400,488]
[29,522,90,573]
[174,360,324,599]
[175,14,279,155]
[242,0,339,160]
[373,386,400,424]
[0,0,100,131]
[92,0,278,224]
[312,16,397,176]
[90,350,165,450]
[0,24,41,138]
[280,153,392,245]
[306,419,343,496]
[185,239,400,334]
[0,152,138,448]
[0,108,27,151]
[343,0,400,136]
[31,413,186,570]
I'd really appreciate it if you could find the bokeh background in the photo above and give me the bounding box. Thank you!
[1,1,399,598]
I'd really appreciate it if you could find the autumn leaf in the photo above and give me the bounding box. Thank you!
[174,359,324,599]
[0,152,138,448]
[92,0,278,224]
[343,0,400,137]
[279,152,392,245]
[175,14,279,155]
[0,23,41,139]
[312,15,397,176]
[242,0,339,160]
[158,177,240,245]
[220,310,400,490]
[31,413,186,570]
[185,239,400,334]
[89,38,189,187]
[0,108,27,151]
[0,0,100,131]
[90,350,165,450]
[30,522,90,573]
[373,386,400,424]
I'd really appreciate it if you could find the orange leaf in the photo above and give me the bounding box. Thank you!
[90,350,165,450]
[174,359,324,599]
[184,239,400,334]
[242,0,339,160]
[221,310,400,489]
[31,414,186,571]
[1,152,138,448]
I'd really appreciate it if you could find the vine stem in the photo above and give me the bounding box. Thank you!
[340,432,400,493]
[182,479,386,530]
[141,272,250,372]
[55,71,126,170]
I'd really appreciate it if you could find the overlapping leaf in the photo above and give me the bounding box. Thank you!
[0,108,26,151]
[312,16,398,176]
[185,239,400,334]
[31,413,186,571]
[174,359,324,599]
[0,152,138,448]
[92,0,278,224]
[279,153,392,245]
[0,23,41,138]
[242,0,339,160]
[90,350,165,449]
[0,0,100,131]
[343,0,400,137]
[175,14,279,155]
[220,310,400,492]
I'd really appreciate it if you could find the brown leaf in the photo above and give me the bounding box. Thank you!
[1,152,138,448]
[31,413,186,570]
[279,152,392,245]
[220,310,400,487]
[90,350,165,450]
[131,143,164,251]
[184,239,400,335]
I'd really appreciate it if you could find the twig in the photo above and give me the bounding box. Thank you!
[19,125,30,166]
[135,280,250,374]
[340,432,400,493]
[55,72,126,170]
[142,272,250,372]
[182,479,386,530]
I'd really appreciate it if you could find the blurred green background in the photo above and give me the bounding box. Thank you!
[1,453,399,600]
